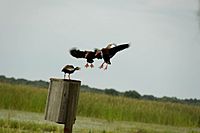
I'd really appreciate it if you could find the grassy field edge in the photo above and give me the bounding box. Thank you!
[0,82,200,128]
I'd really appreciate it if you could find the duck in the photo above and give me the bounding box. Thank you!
[95,43,130,70]
[61,65,80,80]
[70,48,102,68]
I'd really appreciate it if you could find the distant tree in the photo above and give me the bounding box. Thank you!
[159,96,179,103]
[81,85,90,88]
[104,88,119,96]
[0,75,6,80]
[124,90,141,99]
[142,95,156,100]
[0,75,49,88]
[80,84,104,93]
[184,98,200,105]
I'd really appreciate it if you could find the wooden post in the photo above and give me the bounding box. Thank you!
[45,78,81,133]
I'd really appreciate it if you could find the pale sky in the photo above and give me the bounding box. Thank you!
[0,0,200,99]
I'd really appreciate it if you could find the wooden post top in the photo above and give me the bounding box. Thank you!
[50,78,81,83]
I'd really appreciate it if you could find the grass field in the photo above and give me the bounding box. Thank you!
[0,82,200,132]
[0,83,46,113]
[78,92,200,127]
[0,109,200,133]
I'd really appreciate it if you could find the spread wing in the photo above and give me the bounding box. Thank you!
[70,48,97,63]
[109,43,130,58]
[70,48,87,59]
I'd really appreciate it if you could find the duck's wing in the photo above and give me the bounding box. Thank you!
[62,65,74,72]
[109,43,130,58]
[70,48,97,64]
[70,48,87,59]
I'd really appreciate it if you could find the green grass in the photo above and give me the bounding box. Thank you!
[78,92,200,127]
[0,110,199,133]
[0,82,200,128]
[0,119,60,133]
[0,83,47,112]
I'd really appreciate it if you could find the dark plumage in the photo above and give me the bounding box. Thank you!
[61,65,80,80]
[98,43,130,70]
[70,48,102,68]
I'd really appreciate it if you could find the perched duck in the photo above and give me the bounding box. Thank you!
[70,48,102,68]
[95,43,130,70]
[61,65,80,80]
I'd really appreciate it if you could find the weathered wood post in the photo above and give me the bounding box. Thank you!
[45,78,81,133]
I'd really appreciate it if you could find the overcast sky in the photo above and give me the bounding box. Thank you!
[0,0,200,99]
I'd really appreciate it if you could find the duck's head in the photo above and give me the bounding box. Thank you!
[106,43,117,49]
[75,67,81,71]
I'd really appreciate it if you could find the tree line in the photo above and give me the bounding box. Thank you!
[81,85,200,106]
[1,75,200,106]
[0,75,49,88]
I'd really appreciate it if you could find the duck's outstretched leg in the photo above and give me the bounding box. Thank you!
[104,64,108,70]
[90,63,94,68]
[68,74,70,80]
[85,63,89,68]
[99,62,105,69]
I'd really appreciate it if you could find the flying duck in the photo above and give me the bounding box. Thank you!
[61,65,80,80]
[70,48,102,68]
[95,43,130,70]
